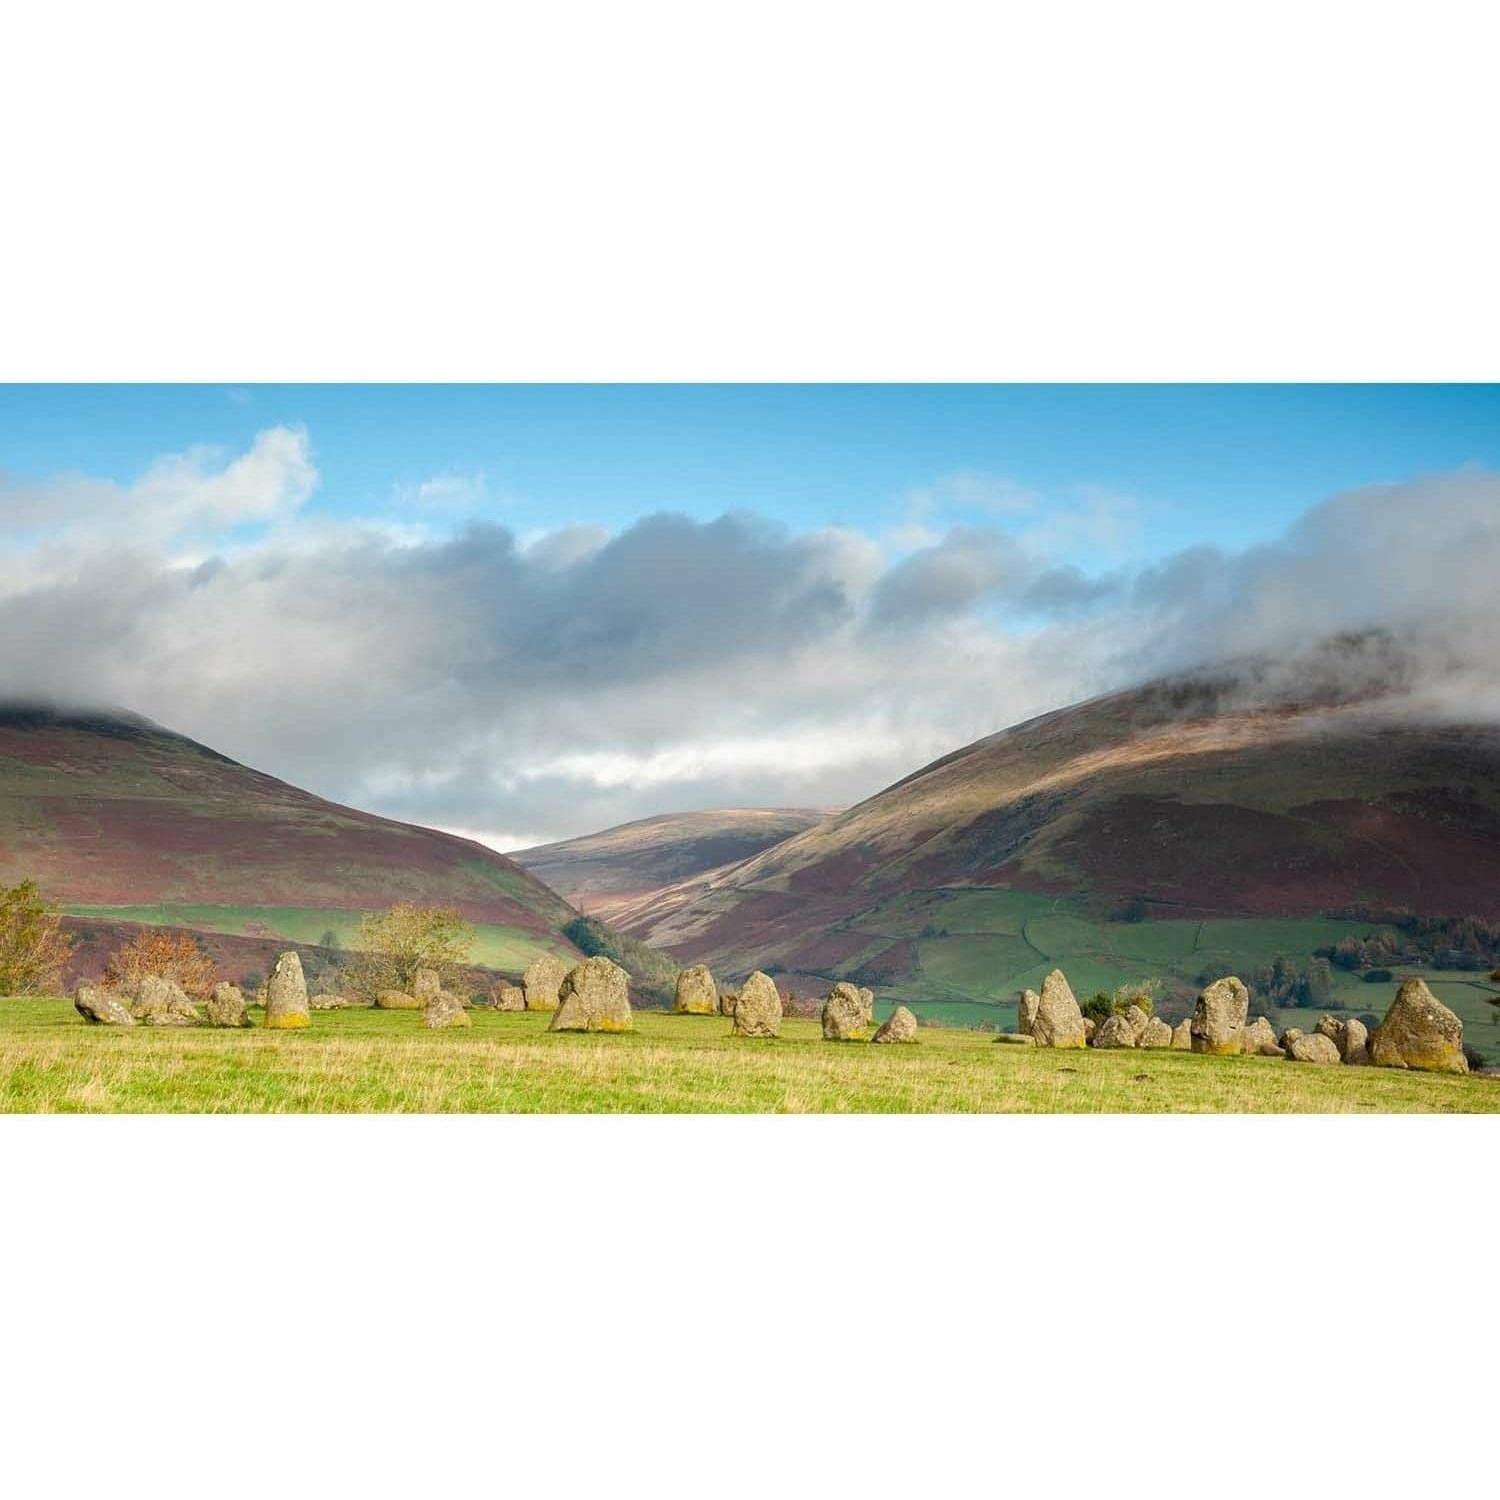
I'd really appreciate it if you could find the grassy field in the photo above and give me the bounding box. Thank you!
[828,888,1500,1039]
[2,999,1496,1113]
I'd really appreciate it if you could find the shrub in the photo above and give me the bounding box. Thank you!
[0,879,72,996]
[104,928,216,997]
[1463,1044,1487,1072]
[348,903,474,1002]
[1362,968,1394,984]
[1112,978,1160,1015]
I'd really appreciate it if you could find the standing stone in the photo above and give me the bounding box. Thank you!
[822,982,869,1041]
[1332,1015,1369,1066]
[423,989,471,1029]
[720,988,738,1018]
[1123,1005,1151,1044]
[732,971,782,1038]
[413,968,442,1003]
[1241,1016,1282,1057]
[1082,1016,1097,1043]
[264,950,310,1030]
[1190,977,1250,1055]
[1369,979,1468,1073]
[873,1005,918,1043]
[550,956,633,1033]
[205,982,250,1028]
[674,964,719,1015]
[1093,1013,1136,1048]
[74,984,135,1026]
[858,987,876,1026]
[1285,1031,1341,1064]
[1170,1018,1192,1050]
[132,975,201,1027]
[523,954,570,1012]
[1017,989,1041,1036]
[492,983,526,1012]
[1139,1015,1174,1049]
[1031,969,1087,1049]
[376,989,421,1009]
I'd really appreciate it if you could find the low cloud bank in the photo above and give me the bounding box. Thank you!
[2,430,1497,844]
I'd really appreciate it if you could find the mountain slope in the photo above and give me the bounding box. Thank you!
[512,807,833,920]
[618,674,1500,1022]
[0,703,583,974]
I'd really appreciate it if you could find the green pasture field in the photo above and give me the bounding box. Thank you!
[1,1000,1495,1114]
[62,902,571,973]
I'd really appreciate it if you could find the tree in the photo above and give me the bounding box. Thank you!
[348,903,474,1000]
[104,929,217,997]
[0,879,72,996]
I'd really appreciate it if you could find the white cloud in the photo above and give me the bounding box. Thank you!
[2,429,1497,845]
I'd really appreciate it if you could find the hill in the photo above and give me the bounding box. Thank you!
[618,673,1500,1030]
[512,807,832,921]
[0,703,584,979]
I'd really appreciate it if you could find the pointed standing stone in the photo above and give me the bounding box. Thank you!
[264,950,310,1030]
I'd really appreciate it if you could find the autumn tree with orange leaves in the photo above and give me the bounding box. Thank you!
[104,929,217,998]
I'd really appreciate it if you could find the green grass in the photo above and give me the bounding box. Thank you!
[63,902,572,972]
[2,999,1495,1113]
[830,888,1500,1036]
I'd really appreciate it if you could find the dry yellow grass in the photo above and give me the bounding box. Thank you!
[2,999,1497,1112]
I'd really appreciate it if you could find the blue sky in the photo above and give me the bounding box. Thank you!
[4,385,1497,569]
[2,385,1498,846]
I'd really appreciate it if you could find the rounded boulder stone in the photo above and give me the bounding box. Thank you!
[821,982,869,1041]
[205,982,251,1028]
[1123,1005,1151,1044]
[377,989,421,1009]
[873,1005,918,1043]
[550,956,633,1033]
[132,974,201,1027]
[264,950,310,1029]
[1031,969,1087,1048]
[523,954,570,1012]
[1241,1016,1282,1057]
[74,984,135,1026]
[732,970,782,1038]
[492,983,526,1012]
[1285,1031,1341,1064]
[1139,1015,1174,1049]
[674,964,719,1015]
[1369,979,1468,1074]
[1191,977,1250,1055]
[423,990,471,1029]
[1093,1013,1137,1048]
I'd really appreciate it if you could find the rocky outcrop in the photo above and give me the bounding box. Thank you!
[492,983,527,1012]
[205,982,250,1028]
[1191,977,1250,1055]
[74,984,134,1025]
[821,982,869,1041]
[1285,1031,1341,1064]
[550,956,633,1033]
[523,955,570,1012]
[873,1005,918,1043]
[1369,980,1468,1074]
[732,971,782,1038]
[1031,970,1086,1049]
[674,964,719,1015]
[264,951,310,1029]
[132,975,201,1027]
[1139,1015,1174,1049]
